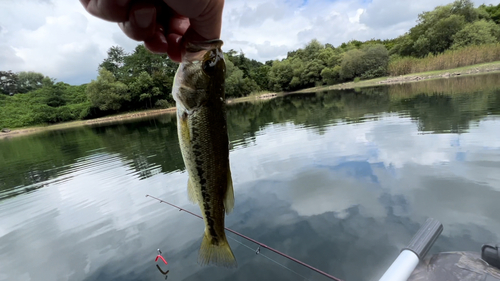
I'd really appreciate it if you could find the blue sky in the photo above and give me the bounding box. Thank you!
[0,0,497,85]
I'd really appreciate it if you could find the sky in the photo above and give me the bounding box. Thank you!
[0,0,497,85]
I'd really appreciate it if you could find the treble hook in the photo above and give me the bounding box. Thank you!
[255,246,261,255]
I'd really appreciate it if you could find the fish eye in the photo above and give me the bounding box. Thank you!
[202,58,216,76]
[202,49,220,76]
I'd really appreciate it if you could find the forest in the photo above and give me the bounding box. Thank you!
[1,0,500,129]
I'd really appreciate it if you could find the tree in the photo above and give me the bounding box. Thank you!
[389,34,415,57]
[86,68,129,111]
[250,64,271,91]
[225,49,269,91]
[390,0,481,57]
[0,71,18,95]
[321,65,341,85]
[340,49,364,80]
[122,45,176,81]
[451,0,478,23]
[452,20,500,49]
[99,46,127,79]
[360,44,389,79]
[45,87,67,107]
[128,71,161,108]
[414,15,466,56]
[268,59,293,92]
[480,3,500,24]
[340,44,388,80]
[225,58,260,97]
[16,71,49,93]
[318,46,342,68]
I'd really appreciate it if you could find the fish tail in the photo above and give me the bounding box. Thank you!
[198,231,237,268]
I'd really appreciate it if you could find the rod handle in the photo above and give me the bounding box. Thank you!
[403,218,443,260]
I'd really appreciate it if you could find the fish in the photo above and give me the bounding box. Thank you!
[172,39,237,268]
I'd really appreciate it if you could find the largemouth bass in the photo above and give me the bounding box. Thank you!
[172,39,237,268]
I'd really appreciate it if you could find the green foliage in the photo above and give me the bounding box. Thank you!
[225,49,270,91]
[225,57,260,97]
[16,71,53,94]
[452,20,500,49]
[155,99,171,108]
[269,40,334,91]
[480,3,500,24]
[268,59,293,92]
[86,68,129,111]
[121,45,177,83]
[99,46,126,79]
[451,0,478,23]
[321,65,341,85]
[0,71,18,95]
[340,49,364,80]
[340,44,389,80]
[414,14,466,56]
[0,82,90,128]
[45,89,67,107]
[389,0,497,57]
[128,71,162,109]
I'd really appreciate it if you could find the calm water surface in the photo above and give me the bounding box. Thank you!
[1,73,500,281]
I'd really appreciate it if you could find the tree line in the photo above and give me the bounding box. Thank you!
[1,0,499,129]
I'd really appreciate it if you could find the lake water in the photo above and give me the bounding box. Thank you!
[1,73,500,281]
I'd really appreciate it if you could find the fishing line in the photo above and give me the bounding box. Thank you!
[146,194,344,281]
[227,235,311,281]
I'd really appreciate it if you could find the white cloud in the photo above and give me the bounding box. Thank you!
[0,0,136,85]
[0,0,497,84]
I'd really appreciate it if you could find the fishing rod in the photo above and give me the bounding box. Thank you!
[145,194,344,281]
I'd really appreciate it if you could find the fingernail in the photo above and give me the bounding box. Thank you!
[134,7,155,29]
[156,32,168,46]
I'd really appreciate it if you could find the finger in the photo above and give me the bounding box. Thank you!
[79,0,132,22]
[144,32,182,62]
[144,30,170,55]
[166,33,183,62]
[187,0,224,41]
[118,3,157,41]
[164,0,224,41]
[166,14,190,37]
[144,9,188,59]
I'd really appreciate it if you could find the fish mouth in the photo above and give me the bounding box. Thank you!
[182,40,224,63]
[185,39,223,52]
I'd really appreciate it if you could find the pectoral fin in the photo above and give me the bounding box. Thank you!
[187,177,198,203]
[224,168,234,214]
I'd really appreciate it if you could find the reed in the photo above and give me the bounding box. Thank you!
[388,44,500,76]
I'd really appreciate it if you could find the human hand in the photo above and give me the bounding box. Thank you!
[80,0,224,62]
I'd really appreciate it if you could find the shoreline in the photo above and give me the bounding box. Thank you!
[2,61,500,140]
[0,107,177,140]
[291,61,500,94]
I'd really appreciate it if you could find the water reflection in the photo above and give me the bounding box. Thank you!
[0,73,500,281]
